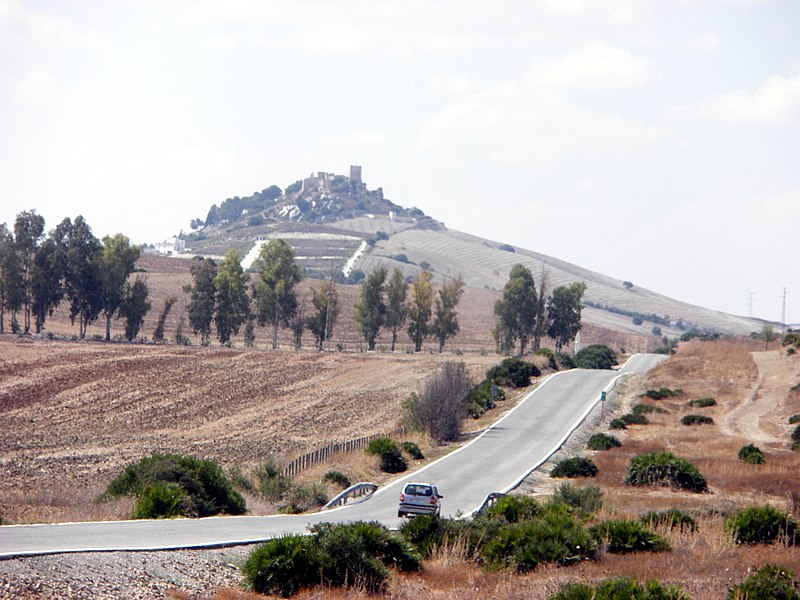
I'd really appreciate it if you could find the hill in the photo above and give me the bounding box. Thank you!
[176,166,764,341]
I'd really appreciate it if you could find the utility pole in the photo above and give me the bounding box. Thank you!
[323,270,335,351]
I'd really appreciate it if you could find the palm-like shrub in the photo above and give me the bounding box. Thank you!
[681,414,714,426]
[550,457,599,478]
[688,397,717,407]
[553,483,603,516]
[738,444,765,464]
[588,433,621,451]
[726,505,798,545]
[625,451,708,493]
[590,519,670,553]
[641,509,697,533]
[551,577,690,600]
[727,564,800,600]
[401,441,424,459]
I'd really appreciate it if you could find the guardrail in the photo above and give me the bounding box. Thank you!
[281,427,406,478]
[322,482,379,510]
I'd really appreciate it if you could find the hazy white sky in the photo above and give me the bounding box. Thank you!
[1,0,798,323]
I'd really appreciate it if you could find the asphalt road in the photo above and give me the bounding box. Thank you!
[0,353,665,559]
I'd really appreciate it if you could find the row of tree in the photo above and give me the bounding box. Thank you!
[494,263,587,355]
[0,211,150,340]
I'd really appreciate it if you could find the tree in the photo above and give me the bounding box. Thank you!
[0,223,22,333]
[432,275,465,353]
[759,324,779,350]
[307,283,340,350]
[62,216,103,339]
[384,268,408,351]
[354,267,387,350]
[547,282,588,352]
[407,270,433,352]
[30,236,65,333]
[403,362,472,443]
[214,249,250,345]
[99,234,140,341]
[13,210,45,333]
[532,268,550,351]
[493,264,537,355]
[184,257,218,345]
[289,295,307,350]
[153,295,177,343]
[119,276,151,341]
[252,239,302,349]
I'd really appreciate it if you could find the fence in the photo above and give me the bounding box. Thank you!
[281,426,407,478]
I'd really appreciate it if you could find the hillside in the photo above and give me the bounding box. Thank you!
[176,166,764,340]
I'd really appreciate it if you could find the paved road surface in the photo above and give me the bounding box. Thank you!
[0,354,665,559]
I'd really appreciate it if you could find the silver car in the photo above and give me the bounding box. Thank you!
[397,482,443,517]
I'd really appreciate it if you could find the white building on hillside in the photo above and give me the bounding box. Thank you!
[154,236,186,255]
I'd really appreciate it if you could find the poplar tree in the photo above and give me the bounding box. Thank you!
[214,250,250,345]
[407,270,433,352]
[432,275,465,353]
[384,267,408,351]
[354,266,387,350]
[252,239,302,349]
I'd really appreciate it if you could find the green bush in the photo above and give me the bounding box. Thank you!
[609,418,627,430]
[726,505,798,545]
[254,459,292,501]
[643,388,682,400]
[379,448,408,473]
[641,509,697,533]
[789,414,800,425]
[632,403,667,416]
[399,514,464,558]
[366,437,399,457]
[323,470,351,488]
[486,357,541,388]
[727,564,800,600]
[589,519,670,553]
[279,483,328,514]
[792,425,800,451]
[551,577,690,600]
[681,414,714,426]
[131,482,189,519]
[573,344,617,370]
[553,483,602,516]
[550,457,599,478]
[688,397,717,407]
[227,464,255,493]
[556,352,576,370]
[99,453,246,518]
[738,444,766,464]
[620,412,649,425]
[625,451,708,493]
[467,379,505,418]
[483,494,543,524]
[243,522,421,597]
[481,502,597,572]
[587,433,622,451]
[400,441,424,459]
[242,535,321,597]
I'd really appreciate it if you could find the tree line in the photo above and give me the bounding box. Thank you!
[1,210,585,354]
[0,210,149,340]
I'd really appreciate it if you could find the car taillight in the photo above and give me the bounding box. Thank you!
[429,496,437,505]
[399,493,405,502]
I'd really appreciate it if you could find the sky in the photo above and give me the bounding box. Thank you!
[1,0,798,324]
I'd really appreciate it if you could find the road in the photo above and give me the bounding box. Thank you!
[0,354,665,559]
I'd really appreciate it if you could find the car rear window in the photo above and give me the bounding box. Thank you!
[404,484,432,496]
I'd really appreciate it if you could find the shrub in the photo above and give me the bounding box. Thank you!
[486,357,541,388]
[366,437,399,456]
[481,502,597,572]
[399,514,464,558]
[641,509,698,533]
[379,448,408,473]
[400,441,424,459]
[551,577,690,600]
[402,362,472,443]
[254,459,292,501]
[483,494,543,524]
[789,414,800,425]
[323,470,351,488]
[573,344,617,370]
[551,457,599,478]
[556,352,576,370]
[688,397,717,407]
[625,451,708,493]
[553,483,603,516]
[279,483,328,514]
[726,505,798,545]
[632,403,667,416]
[738,443,766,464]
[619,412,649,426]
[587,433,621,451]
[589,519,670,553]
[242,535,322,597]
[609,418,627,430]
[792,425,800,451]
[99,453,246,518]
[681,414,714,426]
[227,464,255,493]
[131,482,189,519]
[643,388,682,400]
[467,379,504,418]
[727,564,800,600]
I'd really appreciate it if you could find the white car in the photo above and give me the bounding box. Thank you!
[397,482,443,518]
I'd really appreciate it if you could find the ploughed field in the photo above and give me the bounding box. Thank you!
[0,337,497,524]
